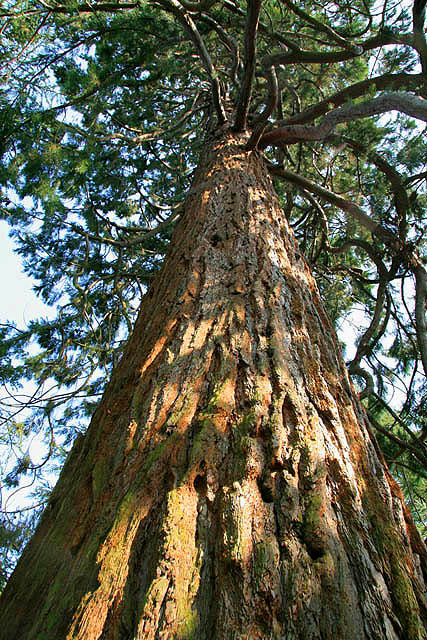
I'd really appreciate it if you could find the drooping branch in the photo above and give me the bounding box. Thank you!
[156,0,227,124]
[71,206,182,248]
[348,278,387,373]
[246,58,278,149]
[413,0,427,76]
[335,135,410,241]
[279,73,424,126]
[414,262,427,377]
[370,392,427,461]
[234,0,262,131]
[278,0,363,52]
[389,420,427,465]
[368,413,427,467]
[336,135,427,378]
[259,93,427,149]
[266,162,396,244]
[198,12,241,85]
[261,30,414,66]
[325,237,392,388]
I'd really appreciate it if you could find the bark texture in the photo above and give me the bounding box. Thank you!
[0,130,426,640]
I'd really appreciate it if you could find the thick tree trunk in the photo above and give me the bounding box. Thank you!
[0,130,426,640]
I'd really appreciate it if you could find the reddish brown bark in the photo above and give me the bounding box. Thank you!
[0,130,426,639]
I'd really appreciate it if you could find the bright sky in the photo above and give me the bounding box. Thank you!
[0,221,52,326]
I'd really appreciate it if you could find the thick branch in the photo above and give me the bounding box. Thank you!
[198,13,240,85]
[280,73,424,126]
[260,93,427,149]
[246,61,278,149]
[413,0,427,76]
[350,364,374,399]
[222,0,300,51]
[156,0,226,124]
[414,262,427,377]
[336,136,410,241]
[234,0,262,131]
[26,1,138,13]
[267,163,396,244]
[263,31,414,66]
[278,0,363,53]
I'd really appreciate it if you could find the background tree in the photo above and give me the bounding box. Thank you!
[0,0,426,636]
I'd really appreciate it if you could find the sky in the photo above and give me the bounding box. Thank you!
[0,222,56,511]
[0,221,52,327]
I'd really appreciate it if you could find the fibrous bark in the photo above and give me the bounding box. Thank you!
[0,130,426,640]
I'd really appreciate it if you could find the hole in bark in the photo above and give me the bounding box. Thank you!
[306,544,326,562]
[265,324,273,338]
[271,459,285,471]
[165,471,175,491]
[257,476,274,503]
[194,474,207,496]
[210,233,222,246]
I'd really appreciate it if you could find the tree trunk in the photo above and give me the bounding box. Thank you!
[0,130,426,640]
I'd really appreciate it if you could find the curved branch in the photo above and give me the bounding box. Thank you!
[262,31,414,67]
[279,73,424,126]
[198,13,240,85]
[336,135,410,242]
[156,0,226,124]
[246,60,278,149]
[266,162,396,243]
[328,238,388,279]
[278,0,363,53]
[349,279,387,371]
[234,0,262,131]
[413,0,427,76]
[259,93,427,148]
[349,363,374,398]
[414,262,427,377]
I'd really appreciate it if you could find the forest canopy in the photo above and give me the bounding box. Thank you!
[0,0,426,585]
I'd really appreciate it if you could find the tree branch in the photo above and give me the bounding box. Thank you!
[368,414,427,466]
[259,93,427,149]
[155,0,227,124]
[198,12,240,85]
[24,1,138,14]
[246,59,278,148]
[336,135,410,241]
[266,162,396,243]
[279,73,424,126]
[278,0,363,53]
[234,0,262,131]
[413,0,427,77]
[414,262,427,377]
[261,31,414,67]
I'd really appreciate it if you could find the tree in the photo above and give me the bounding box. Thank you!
[0,0,426,637]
